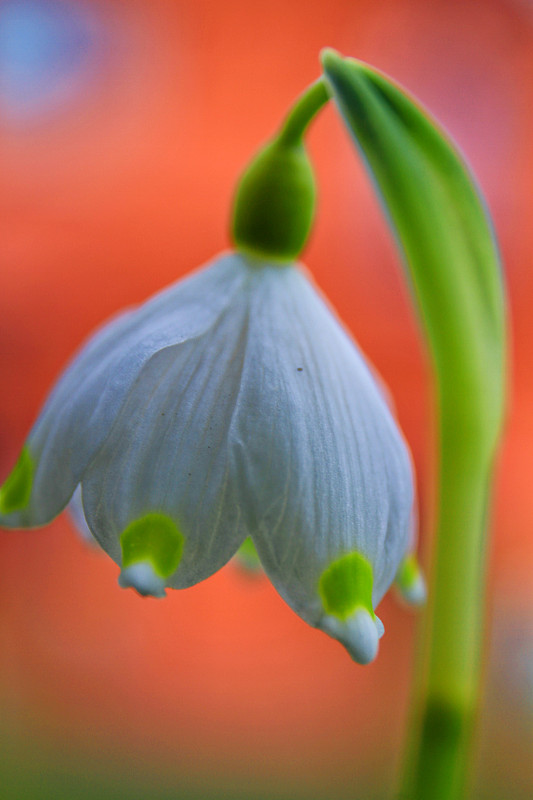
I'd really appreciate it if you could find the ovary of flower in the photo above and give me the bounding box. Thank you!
[0,252,416,665]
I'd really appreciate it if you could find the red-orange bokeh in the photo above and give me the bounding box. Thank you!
[1,1,532,797]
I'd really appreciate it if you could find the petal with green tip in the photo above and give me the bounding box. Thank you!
[319,552,374,620]
[395,553,427,607]
[79,270,253,587]
[321,608,381,665]
[120,513,184,578]
[118,563,167,598]
[0,447,34,515]
[234,537,263,574]
[0,254,248,530]
[227,262,413,661]
[2,250,415,665]
[67,485,97,546]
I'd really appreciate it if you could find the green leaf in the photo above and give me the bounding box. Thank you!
[322,50,508,797]
[321,49,506,452]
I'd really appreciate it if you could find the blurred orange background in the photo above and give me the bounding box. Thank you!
[0,1,531,798]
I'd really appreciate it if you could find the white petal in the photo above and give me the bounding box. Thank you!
[118,563,166,598]
[398,572,427,606]
[228,263,413,643]
[394,550,427,607]
[0,253,247,528]
[80,281,252,588]
[67,484,96,546]
[321,609,380,665]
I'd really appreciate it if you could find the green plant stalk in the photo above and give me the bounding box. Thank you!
[277,78,330,146]
[401,237,504,800]
[233,51,506,797]
[401,398,496,800]
[321,50,506,800]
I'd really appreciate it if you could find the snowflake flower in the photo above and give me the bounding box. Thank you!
[0,251,417,664]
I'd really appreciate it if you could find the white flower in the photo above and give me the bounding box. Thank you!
[0,252,416,664]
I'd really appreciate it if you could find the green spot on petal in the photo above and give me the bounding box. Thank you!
[395,553,426,606]
[120,513,184,578]
[396,553,419,590]
[234,536,262,573]
[0,446,34,515]
[319,551,374,620]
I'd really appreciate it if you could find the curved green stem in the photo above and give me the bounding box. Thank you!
[401,401,495,799]
[231,78,330,262]
[277,78,330,145]
[321,50,506,800]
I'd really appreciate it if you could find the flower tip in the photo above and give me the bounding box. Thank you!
[320,608,380,665]
[68,486,98,547]
[118,562,167,598]
[0,446,34,517]
[374,614,385,639]
[233,536,263,577]
[395,554,427,607]
[399,573,427,607]
[346,609,380,664]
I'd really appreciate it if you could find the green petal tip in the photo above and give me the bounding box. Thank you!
[120,512,184,592]
[319,551,374,620]
[234,536,263,575]
[0,446,34,515]
[395,553,427,607]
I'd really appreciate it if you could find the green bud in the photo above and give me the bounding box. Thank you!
[231,137,316,263]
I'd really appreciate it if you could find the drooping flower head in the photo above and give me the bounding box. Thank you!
[0,62,424,666]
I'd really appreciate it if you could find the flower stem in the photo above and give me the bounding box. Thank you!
[231,78,329,262]
[319,52,506,800]
[277,78,330,145]
[400,394,498,800]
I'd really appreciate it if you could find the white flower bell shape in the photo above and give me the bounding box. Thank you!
[0,252,416,664]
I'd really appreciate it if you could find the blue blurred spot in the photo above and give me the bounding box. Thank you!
[0,0,99,121]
